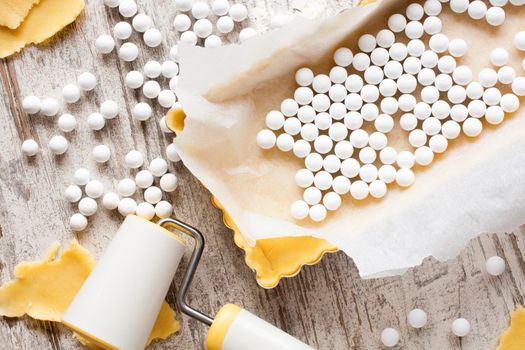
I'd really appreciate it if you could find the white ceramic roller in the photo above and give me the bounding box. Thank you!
[62,215,314,350]
[62,215,186,350]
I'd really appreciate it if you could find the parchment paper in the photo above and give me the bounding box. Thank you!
[175,0,525,278]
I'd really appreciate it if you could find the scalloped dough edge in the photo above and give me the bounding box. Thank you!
[0,0,84,58]
[211,197,338,289]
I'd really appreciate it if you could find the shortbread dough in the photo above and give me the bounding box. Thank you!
[0,0,40,29]
[497,306,525,350]
[0,240,180,347]
[0,0,84,58]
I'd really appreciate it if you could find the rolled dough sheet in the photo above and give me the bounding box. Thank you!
[497,306,525,350]
[0,0,84,58]
[0,240,180,347]
[0,0,40,29]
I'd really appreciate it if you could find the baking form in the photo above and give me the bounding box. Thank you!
[172,0,525,286]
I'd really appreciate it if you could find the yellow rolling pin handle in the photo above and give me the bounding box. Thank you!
[205,304,315,350]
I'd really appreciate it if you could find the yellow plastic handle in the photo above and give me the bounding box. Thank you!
[205,304,315,350]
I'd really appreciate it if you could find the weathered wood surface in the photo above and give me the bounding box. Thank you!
[1,0,524,349]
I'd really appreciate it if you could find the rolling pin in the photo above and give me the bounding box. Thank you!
[62,215,314,350]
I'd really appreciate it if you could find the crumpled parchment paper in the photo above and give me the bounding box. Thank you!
[175,0,525,278]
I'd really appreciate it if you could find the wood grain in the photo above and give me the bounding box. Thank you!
[1,0,524,349]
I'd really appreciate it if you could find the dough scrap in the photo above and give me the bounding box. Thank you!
[0,0,40,29]
[0,0,84,58]
[0,240,93,321]
[497,306,525,350]
[0,240,180,347]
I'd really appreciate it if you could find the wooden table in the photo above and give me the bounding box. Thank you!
[1,0,524,349]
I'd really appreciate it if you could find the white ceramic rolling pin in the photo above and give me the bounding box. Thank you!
[62,216,314,350]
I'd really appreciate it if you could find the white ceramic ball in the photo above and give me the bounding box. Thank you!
[350,181,369,200]
[205,34,222,48]
[73,168,90,186]
[212,0,230,15]
[161,60,179,78]
[64,185,82,203]
[486,6,505,26]
[48,135,69,155]
[415,146,434,166]
[114,21,132,39]
[125,71,144,89]
[155,200,173,218]
[135,170,154,189]
[380,328,399,347]
[194,18,213,38]
[158,90,176,108]
[118,197,137,216]
[102,192,120,210]
[87,112,106,131]
[452,318,471,337]
[95,34,115,54]
[166,144,181,162]
[118,42,139,61]
[333,48,354,67]
[132,102,152,121]
[143,60,162,78]
[217,16,235,34]
[160,173,178,192]
[308,204,327,222]
[143,28,162,47]
[85,180,104,198]
[144,186,163,204]
[485,256,505,276]
[388,14,407,33]
[40,98,60,117]
[100,100,119,119]
[117,178,136,197]
[291,200,309,219]
[149,158,168,177]
[142,80,161,99]
[323,192,341,211]
[239,27,257,42]
[229,3,247,22]
[125,150,144,169]
[132,13,153,33]
[514,31,525,51]
[78,72,97,91]
[21,139,39,156]
[79,197,98,216]
[136,202,155,220]
[408,308,428,328]
[62,84,81,103]
[150,202,170,220]
[175,0,193,11]
[92,144,111,163]
[396,168,415,187]
[70,213,88,231]
[22,95,41,114]
[256,129,276,149]
[104,0,121,8]
[490,48,509,67]
[119,0,137,17]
